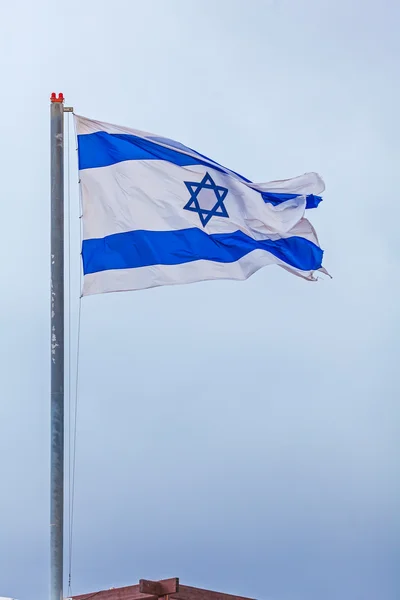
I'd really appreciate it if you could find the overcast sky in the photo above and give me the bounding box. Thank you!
[0,1,399,599]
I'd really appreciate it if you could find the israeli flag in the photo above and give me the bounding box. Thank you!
[75,116,326,295]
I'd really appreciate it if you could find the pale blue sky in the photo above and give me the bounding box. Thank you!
[0,1,399,599]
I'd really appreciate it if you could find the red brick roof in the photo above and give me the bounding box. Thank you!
[72,581,254,600]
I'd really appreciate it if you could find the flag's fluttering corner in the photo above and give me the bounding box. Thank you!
[75,115,327,295]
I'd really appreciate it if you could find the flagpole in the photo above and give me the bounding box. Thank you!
[50,92,65,600]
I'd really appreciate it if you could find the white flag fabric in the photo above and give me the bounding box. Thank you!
[75,115,326,295]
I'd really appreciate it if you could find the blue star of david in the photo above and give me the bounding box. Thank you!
[183,172,229,227]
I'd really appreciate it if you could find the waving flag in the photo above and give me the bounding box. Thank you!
[75,116,326,295]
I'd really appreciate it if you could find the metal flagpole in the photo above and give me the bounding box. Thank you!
[50,91,65,600]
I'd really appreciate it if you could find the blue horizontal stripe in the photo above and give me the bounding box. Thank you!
[78,132,321,209]
[261,191,322,209]
[78,132,208,171]
[82,228,323,275]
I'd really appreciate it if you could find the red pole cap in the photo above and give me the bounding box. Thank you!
[50,92,64,103]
